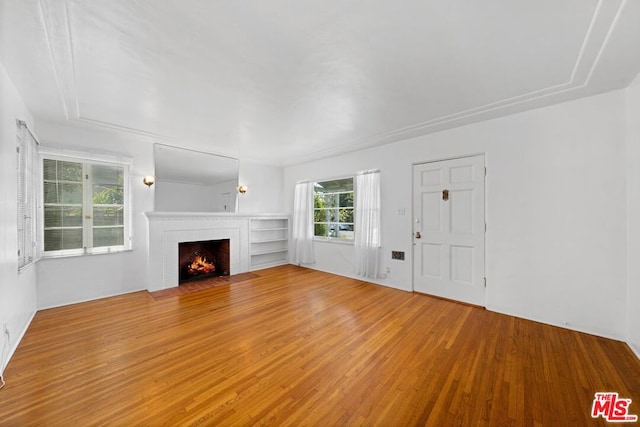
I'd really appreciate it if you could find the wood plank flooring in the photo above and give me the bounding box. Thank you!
[1,265,639,426]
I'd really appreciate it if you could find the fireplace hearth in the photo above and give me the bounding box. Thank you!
[178,239,230,284]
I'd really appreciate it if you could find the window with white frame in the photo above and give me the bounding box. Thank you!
[41,150,131,257]
[313,177,354,240]
[17,121,38,270]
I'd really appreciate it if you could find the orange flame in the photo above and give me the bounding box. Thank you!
[187,255,215,275]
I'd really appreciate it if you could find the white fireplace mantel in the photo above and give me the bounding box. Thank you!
[145,212,288,292]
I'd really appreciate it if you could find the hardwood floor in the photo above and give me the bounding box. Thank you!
[1,265,639,426]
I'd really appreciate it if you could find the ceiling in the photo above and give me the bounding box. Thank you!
[1,0,639,166]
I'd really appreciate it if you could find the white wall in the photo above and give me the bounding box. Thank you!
[626,74,640,357]
[0,63,38,373]
[238,160,285,214]
[284,89,628,340]
[34,121,155,309]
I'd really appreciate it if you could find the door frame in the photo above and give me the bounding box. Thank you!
[411,153,488,306]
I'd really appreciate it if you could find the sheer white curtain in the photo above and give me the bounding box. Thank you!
[291,181,315,264]
[355,170,381,279]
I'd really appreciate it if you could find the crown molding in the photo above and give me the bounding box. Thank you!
[38,0,627,167]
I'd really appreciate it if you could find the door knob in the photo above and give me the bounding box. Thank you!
[415,231,421,239]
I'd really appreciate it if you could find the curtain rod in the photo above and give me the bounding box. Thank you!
[16,119,41,145]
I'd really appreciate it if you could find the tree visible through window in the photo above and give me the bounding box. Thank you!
[43,157,127,255]
[313,177,354,240]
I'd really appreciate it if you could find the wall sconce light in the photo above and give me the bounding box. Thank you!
[143,175,155,187]
[237,185,248,194]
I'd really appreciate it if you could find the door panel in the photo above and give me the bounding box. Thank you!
[413,155,485,306]
[450,165,474,183]
[421,168,442,186]
[450,245,474,284]
[422,244,442,278]
[450,189,473,234]
[422,192,443,232]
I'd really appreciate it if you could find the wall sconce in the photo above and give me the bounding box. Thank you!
[237,185,248,194]
[143,175,155,187]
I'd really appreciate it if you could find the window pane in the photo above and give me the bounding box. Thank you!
[93,185,124,204]
[44,228,83,251]
[43,159,82,182]
[61,182,83,204]
[42,159,56,181]
[327,194,339,208]
[314,223,327,237]
[44,182,62,204]
[328,208,338,222]
[93,206,124,226]
[61,161,83,181]
[43,161,82,205]
[327,224,339,238]
[339,192,353,207]
[92,165,124,204]
[337,224,354,239]
[315,193,338,208]
[316,178,353,193]
[339,208,354,223]
[92,164,123,185]
[314,209,327,223]
[93,227,124,247]
[44,206,82,228]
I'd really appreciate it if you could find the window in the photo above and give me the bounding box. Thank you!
[41,151,131,257]
[17,121,38,270]
[313,177,354,240]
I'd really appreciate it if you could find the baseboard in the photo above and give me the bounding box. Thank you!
[1,310,37,376]
[627,341,640,360]
[485,303,624,342]
[37,287,147,310]
[299,265,627,343]
[299,264,412,293]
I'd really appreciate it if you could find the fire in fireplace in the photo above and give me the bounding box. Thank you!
[187,254,215,275]
[178,239,230,284]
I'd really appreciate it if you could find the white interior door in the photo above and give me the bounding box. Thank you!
[413,155,485,306]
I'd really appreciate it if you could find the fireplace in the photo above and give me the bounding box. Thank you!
[178,239,230,284]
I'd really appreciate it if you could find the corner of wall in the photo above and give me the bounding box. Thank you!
[0,62,39,377]
[625,72,640,356]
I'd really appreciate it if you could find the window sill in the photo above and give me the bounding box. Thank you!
[41,247,133,260]
[313,237,354,246]
[18,259,39,274]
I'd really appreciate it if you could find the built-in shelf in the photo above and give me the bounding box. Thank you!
[249,217,289,271]
[251,248,289,256]
[251,237,288,244]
